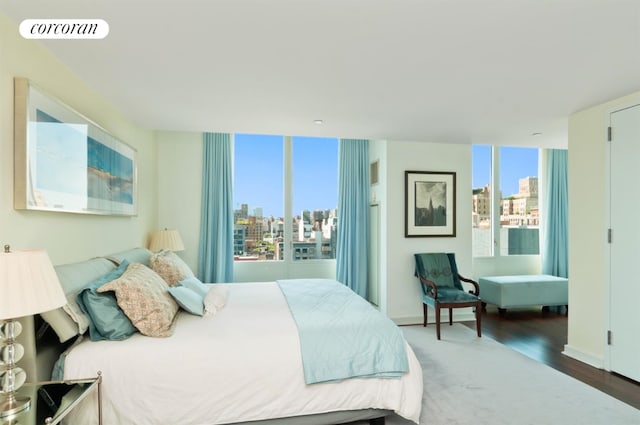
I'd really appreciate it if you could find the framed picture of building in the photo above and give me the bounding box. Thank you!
[405,170,456,237]
[13,77,137,216]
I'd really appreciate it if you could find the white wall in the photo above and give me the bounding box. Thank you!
[155,131,203,272]
[566,89,640,367]
[382,141,473,323]
[0,14,157,265]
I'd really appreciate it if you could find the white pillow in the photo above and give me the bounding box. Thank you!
[204,286,229,317]
[62,292,90,335]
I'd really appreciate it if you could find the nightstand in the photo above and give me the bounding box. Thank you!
[0,372,102,425]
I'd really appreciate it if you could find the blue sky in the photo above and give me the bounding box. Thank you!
[234,134,283,217]
[236,140,538,217]
[234,134,338,217]
[472,145,539,197]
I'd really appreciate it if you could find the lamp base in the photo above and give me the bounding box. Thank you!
[0,394,31,419]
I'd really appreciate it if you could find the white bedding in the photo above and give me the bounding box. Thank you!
[63,282,423,425]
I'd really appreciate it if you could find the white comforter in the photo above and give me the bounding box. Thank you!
[64,282,423,425]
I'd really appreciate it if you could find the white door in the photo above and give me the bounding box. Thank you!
[610,104,640,381]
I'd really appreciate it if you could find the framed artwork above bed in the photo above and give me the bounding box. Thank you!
[13,77,137,216]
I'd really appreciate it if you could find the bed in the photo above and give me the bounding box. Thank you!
[17,248,423,425]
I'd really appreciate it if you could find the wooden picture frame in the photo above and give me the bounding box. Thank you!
[14,77,137,216]
[405,170,456,237]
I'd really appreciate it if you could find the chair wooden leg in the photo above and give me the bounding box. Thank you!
[475,301,482,337]
[449,307,453,326]
[423,304,428,327]
[435,307,441,340]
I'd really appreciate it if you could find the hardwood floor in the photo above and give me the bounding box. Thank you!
[461,306,640,410]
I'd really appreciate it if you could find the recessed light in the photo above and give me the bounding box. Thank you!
[313,119,324,125]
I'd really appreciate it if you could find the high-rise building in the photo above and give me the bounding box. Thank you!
[472,185,492,228]
[519,176,538,197]
[501,177,539,226]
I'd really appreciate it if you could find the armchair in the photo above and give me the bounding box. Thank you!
[414,252,482,340]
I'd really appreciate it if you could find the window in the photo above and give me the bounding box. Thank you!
[292,136,338,261]
[472,145,540,257]
[499,147,539,256]
[233,134,283,260]
[233,134,338,262]
[472,145,492,256]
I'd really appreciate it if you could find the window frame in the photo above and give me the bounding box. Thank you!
[233,134,338,265]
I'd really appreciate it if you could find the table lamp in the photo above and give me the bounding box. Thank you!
[148,229,185,252]
[0,245,66,419]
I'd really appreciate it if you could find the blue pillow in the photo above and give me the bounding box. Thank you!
[76,260,137,341]
[179,276,209,298]
[168,286,204,316]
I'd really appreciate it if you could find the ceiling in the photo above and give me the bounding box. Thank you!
[2,0,640,148]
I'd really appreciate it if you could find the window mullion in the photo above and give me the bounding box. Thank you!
[492,146,501,257]
[283,136,293,265]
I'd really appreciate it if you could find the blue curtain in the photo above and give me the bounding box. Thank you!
[542,149,568,278]
[336,139,370,298]
[198,133,234,283]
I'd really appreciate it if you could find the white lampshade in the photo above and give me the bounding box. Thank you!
[0,248,66,320]
[149,229,185,252]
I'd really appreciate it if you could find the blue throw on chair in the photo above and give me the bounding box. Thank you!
[414,253,482,340]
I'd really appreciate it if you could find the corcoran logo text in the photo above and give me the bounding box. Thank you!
[19,19,109,39]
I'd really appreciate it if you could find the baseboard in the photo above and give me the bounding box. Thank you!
[392,310,478,326]
[392,316,422,326]
[562,344,604,369]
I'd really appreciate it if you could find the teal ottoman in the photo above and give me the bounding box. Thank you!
[478,274,568,315]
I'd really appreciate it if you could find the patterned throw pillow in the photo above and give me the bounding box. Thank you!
[149,249,194,286]
[97,263,179,337]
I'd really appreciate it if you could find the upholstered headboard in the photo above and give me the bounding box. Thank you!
[17,247,153,383]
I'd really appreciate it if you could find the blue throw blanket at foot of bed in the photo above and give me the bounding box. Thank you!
[276,278,409,384]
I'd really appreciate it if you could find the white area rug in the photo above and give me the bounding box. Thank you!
[383,324,640,425]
